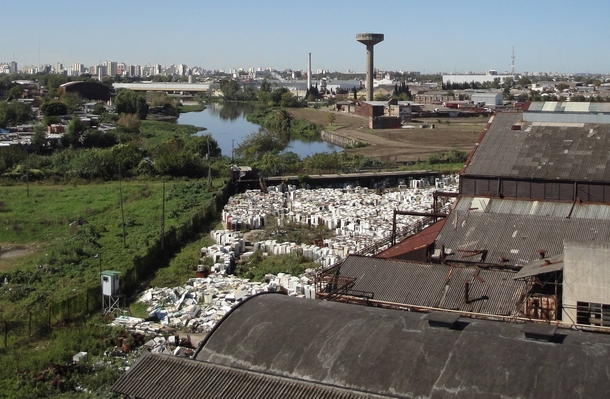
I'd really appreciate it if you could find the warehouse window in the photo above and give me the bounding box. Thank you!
[576,302,610,326]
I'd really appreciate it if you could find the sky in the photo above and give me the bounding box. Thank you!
[2,0,610,75]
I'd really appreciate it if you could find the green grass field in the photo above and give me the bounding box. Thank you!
[0,180,214,310]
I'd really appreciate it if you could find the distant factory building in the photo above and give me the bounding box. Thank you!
[59,81,111,102]
[470,91,503,106]
[443,70,517,85]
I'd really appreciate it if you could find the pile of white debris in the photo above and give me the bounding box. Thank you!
[201,176,458,269]
[110,272,315,336]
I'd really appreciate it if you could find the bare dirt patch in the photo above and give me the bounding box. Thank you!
[290,107,485,163]
[0,244,41,271]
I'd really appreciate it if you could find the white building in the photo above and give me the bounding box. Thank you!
[443,70,517,85]
[470,92,503,106]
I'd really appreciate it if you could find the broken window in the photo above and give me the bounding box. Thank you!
[576,301,610,326]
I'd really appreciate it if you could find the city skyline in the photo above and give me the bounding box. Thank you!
[2,0,610,74]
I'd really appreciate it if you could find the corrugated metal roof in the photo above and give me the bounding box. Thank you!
[460,196,610,220]
[376,219,446,259]
[463,111,610,182]
[436,197,610,266]
[527,102,610,113]
[113,353,391,399]
[191,294,610,399]
[514,253,564,279]
[336,255,527,316]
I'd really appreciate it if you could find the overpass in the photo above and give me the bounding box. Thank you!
[113,82,213,93]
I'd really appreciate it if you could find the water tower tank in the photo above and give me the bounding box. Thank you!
[101,270,120,296]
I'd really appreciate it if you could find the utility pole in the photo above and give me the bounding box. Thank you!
[118,162,126,247]
[207,136,212,188]
[26,152,29,197]
[161,178,165,250]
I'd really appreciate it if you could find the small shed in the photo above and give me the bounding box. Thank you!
[101,270,120,296]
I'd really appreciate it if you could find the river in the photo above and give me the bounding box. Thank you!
[177,103,340,158]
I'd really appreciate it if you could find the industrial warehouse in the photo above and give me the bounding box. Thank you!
[112,101,610,398]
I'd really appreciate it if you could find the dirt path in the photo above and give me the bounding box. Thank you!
[290,107,484,163]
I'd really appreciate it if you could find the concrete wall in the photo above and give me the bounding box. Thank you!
[320,130,360,148]
[563,240,610,323]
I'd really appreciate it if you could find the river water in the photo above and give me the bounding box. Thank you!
[177,103,340,159]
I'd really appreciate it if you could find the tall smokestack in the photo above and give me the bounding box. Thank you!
[356,33,384,101]
[307,53,312,92]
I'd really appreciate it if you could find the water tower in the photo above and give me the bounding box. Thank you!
[356,33,384,101]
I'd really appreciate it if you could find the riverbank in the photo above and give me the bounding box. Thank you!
[289,107,483,163]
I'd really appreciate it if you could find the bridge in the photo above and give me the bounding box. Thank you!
[113,82,213,93]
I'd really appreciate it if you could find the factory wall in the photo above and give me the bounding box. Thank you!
[563,240,610,325]
[461,176,610,203]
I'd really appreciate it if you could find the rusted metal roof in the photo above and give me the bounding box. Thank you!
[113,352,391,399]
[436,197,610,266]
[463,111,610,182]
[333,255,527,316]
[514,253,564,279]
[376,219,446,259]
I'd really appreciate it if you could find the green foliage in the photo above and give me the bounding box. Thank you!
[0,100,33,128]
[235,129,284,162]
[114,89,148,119]
[0,181,215,312]
[237,251,316,282]
[426,150,468,165]
[0,145,28,174]
[59,92,82,114]
[63,118,87,146]
[91,102,106,115]
[7,83,24,99]
[147,92,179,117]
[41,100,68,116]
[219,79,241,101]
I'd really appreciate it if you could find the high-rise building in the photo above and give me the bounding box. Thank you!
[106,61,118,77]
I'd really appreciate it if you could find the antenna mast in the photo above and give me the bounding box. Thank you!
[511,46,516,74]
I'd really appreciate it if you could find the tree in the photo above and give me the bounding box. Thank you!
[148,92,178,116]
[276,110,293,133]
[327,113,336,126]
[115,89,148,119]
[260,79,272,93]
[41,100,68,116]
[92,103,106,115]
[219,79,240,101]
[555,83,570,92]
[63,117,86,146]
[279,91,299,108]
[31,124,47,146]
[7,84,24,100]
[185,135,221,158]
[0,101,32,128]
[117,114,141,133]
[257,152,281,176]
[60,92,82,114]
[235,129,284,161]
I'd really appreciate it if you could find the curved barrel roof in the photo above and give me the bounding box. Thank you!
[194,293,610,399]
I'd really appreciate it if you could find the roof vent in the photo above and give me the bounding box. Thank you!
[522,323,557,342]
[426,312,461,329]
